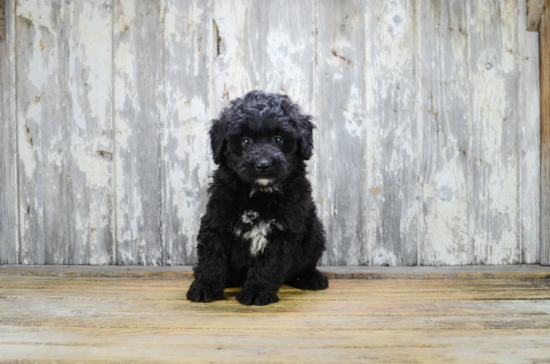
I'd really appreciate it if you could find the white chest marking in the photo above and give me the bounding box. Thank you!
[234,211,283,256]
[244,220,273,256]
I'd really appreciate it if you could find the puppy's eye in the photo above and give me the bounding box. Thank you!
[272,136,284,144]
[241,137,252,147]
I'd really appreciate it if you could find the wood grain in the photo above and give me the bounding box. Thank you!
[0,0,17,264]
[212,0,314,116]
[519,0,542,263]
[418,0,471,265]
[315,0,367,265]
[541,0,550,265]
[65,0,114,265]
[15,0,113,265]
[161,0,212,265]
[114,0,163,265]
[0,276,549,363]
[1,329,549,364]
[16,0,71,264]
[0,264,548,280]
[364,0,418,265]
[469,0,521,264]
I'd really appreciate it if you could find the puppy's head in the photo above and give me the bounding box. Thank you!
[209,90,315,187]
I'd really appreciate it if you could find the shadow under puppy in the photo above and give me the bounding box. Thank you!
[187,90,328,306]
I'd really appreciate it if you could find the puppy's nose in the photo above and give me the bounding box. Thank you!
[255,160,271,172]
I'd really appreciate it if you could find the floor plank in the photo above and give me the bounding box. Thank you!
[0,276,549,363]
[1,264,549,280]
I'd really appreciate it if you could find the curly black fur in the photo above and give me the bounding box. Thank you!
[186,90,328,306]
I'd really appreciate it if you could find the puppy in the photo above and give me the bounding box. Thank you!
[186,90,328,306]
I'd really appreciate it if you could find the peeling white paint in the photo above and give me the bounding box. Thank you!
[9,0,541,267]
[343,84,364,138]
[117,0,135,32]
[16,0,55,30]
[18,124,37,180]
[77,2,112,121]
[518,2,541,263]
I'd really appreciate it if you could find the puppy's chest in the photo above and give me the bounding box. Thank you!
[232,210,283,256]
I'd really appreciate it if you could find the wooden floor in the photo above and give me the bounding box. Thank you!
[1,273,550,363]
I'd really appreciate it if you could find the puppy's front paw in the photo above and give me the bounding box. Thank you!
[236,287,279,306]
[186,281,225,303]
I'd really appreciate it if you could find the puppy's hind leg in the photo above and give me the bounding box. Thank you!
[286,268,328,290]
[286,208,329,290]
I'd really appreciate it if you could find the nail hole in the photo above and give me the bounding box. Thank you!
[97,150,113,161]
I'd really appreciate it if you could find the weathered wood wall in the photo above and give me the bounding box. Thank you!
[0,0,18,264]
[541,0,550,265]
[0,0,544,266]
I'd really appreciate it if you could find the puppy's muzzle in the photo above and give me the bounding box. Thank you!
[255,159,271,172]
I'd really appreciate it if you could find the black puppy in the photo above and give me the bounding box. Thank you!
[186,90,328,306]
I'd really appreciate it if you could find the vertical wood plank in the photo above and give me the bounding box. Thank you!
[418,0,471,265]
[114,0,163,265]
[161,0,212,265]
[315,0,366,265]
[16,0,114,265]
[16,0,70,264]
[519,0,541,264]
[65,0,114,265]
[468,0,521,264]
[364,0,418,265]
[0,0,18,264]
[212,0,314,115]
[541,0,550,265]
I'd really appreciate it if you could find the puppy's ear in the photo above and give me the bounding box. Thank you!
[209,118,227,164]
[298,114,315,160]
